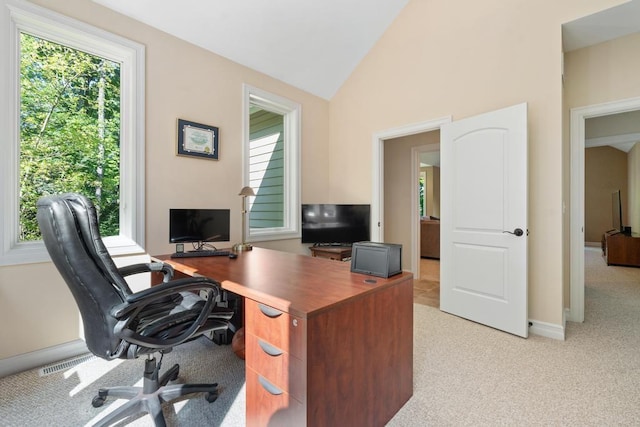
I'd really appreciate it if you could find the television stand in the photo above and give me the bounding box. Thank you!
[309,245,352,261]
[602,230,640,267]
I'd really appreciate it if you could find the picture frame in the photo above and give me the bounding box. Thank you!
[177,118,219,160]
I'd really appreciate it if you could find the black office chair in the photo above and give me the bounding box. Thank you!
[36,193,233,427]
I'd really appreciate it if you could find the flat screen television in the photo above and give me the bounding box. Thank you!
[301,204,370,245]
[169,209,230,248]
[612,190,624,233]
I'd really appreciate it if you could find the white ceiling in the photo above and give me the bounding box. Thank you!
[562,0,640,51]
[91,0,410,100]
[585,110,640,153]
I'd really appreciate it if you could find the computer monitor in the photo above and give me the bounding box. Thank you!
[169,209,230,249]
[612,190,623,233]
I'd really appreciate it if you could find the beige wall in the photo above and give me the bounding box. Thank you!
[584,146,628,242]
[564,32,640,107]
[384,131,440,270]
[330,0,626,326]
[563,30,640,306]
[0,0,330,360]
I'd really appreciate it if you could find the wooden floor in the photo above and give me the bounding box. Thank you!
[414,257,440,308]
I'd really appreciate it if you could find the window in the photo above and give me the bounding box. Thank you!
[0,1,145,265]
[19,33,121,241]
[243,85,300,241]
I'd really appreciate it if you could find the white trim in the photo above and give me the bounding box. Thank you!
[586,132,640,152]
[569,96,640,323]
[0,0,145,265]
[528,318,565,341]
[371,117,451,276]
[242,84,301,242]
[0,339,88,378]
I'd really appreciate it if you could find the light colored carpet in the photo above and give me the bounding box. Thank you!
[0,338,246,426]
[1,247,639,426]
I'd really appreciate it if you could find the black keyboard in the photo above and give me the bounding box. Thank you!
[171,250,231,258]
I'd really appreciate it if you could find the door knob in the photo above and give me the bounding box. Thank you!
[503,228,524,236]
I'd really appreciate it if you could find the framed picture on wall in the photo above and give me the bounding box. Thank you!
[177,118,219,160]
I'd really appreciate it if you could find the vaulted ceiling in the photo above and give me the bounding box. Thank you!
[91,0,411,100]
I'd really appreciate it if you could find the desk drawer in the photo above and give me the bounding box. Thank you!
[246,367,304,427]
[245,299,305,358]
[245,332,305,400]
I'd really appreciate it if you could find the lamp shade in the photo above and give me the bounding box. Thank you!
[239,186,255,197]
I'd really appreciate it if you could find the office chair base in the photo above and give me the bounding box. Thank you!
[91,358,218,427]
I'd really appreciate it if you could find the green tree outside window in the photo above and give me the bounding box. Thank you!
[19,33,121,241]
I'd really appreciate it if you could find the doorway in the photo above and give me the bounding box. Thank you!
[569,97,640,323]
[371,116,450,280]
[372,119,447,309]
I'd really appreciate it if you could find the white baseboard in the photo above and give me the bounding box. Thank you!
[0,339,88,378]
[529,318,565,341]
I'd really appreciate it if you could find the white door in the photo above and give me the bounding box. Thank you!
[440,103,528,337]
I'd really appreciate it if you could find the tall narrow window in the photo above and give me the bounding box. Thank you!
[243,85,300,241]
[248,106,285,229]
[1,2,145,265]
[19,33,121,241]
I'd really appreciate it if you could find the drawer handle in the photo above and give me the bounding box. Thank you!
[258,375,283,395]
[258,303,283,318]
[258,339,283,357]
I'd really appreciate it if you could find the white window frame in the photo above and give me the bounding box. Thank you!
[0,0,145,266]
[242,84,300,241]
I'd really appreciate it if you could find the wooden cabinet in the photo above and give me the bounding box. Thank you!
[603,231,640,267]
[241,275,413,426]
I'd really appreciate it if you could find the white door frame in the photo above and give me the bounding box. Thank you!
[371,116,451,276]
[569,96,640,323]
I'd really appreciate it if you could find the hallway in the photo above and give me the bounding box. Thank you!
[413,258,439,308]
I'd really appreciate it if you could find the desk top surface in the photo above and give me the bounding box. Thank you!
[153,247,412,318]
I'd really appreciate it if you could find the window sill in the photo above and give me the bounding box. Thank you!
[247,231,301,243]
[0,236,145,267]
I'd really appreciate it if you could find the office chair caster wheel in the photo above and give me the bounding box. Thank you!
[205,390,219,403]
[92,395,106,407]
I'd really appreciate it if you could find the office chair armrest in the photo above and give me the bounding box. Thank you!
[111,276,221,319]
[117,287,218,349]
[118,262,175,283]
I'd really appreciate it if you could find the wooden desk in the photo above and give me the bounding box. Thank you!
[153,247,413,427]
[308,245,352,261]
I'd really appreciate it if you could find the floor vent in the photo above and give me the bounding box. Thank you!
[38,353,96,377]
